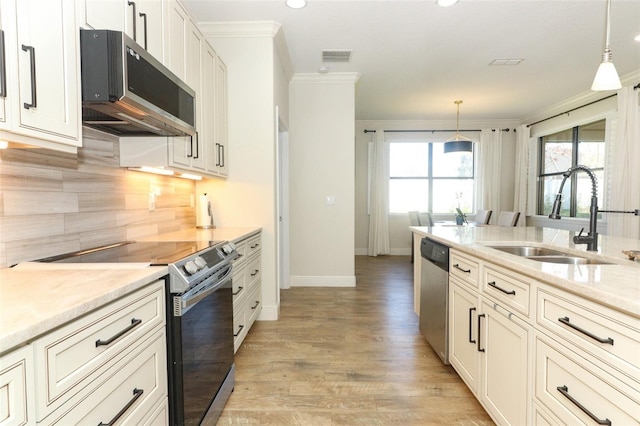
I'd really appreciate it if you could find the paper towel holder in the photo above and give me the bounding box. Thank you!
[196,193,216,229]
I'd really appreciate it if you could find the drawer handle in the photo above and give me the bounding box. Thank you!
[21,44,37,109]
[0,30,6,98]
[98,387,143,426]
[558,317,614,345]
[234,324,244,337]
[233,286,244,296]
[556,385,611,426]
[453,264,471,273]
[487,281,516,295]
[251,269,259,277]
[250,243,259,249]
[251,300,260,310]
[95,318,142,347]
[468,307,476,344]
[477,313,485,352]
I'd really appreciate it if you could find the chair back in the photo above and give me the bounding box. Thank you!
[408,211,420,226]
[497,211,520,227]
[475,209,492,225]
[418,212,434,227]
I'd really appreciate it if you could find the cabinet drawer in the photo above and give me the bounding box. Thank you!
[233,302,247,353]
[537,287,640,380]
[450,251,479,288]
[0,345,34,426]
[34,281,165,417]
[231,239,247,268]
[47,329,167,425]
[246,256,261,291]
[246,234,261,259]
[483,265,531,317]
[232,266,247,304]
[246,284,261,326]
[535,336,640,426]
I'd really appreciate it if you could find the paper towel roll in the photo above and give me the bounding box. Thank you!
[196,193,215,229]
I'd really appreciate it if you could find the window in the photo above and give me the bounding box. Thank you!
[389,142,475,213]
[537,120,606,218]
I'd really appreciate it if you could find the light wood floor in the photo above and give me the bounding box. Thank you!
[218,255,494,425]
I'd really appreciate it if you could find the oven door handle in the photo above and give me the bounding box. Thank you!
[179,267,232,310]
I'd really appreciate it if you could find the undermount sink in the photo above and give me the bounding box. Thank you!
[488,246,613,265]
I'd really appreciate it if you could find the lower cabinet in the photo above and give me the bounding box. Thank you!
[0,279,168,426]
[231,231,262,352]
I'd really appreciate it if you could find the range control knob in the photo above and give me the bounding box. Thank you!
[222,242,236,255]
[194,256,207,269]
[184,260,199,275]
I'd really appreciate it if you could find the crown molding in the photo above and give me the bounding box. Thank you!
[198,21,281,38]
[290,73,361,85]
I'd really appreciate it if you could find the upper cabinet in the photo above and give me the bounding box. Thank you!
[213,55,228,177]
[81,0,164,61]
[0,0,81,151]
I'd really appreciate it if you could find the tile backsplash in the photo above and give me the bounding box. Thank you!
[0,129,196,267]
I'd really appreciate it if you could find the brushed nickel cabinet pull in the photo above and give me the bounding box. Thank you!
[21,44,37,109]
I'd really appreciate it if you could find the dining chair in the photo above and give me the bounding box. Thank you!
[475,209,492,225]
[497,211,520,227]
[418,212,434,227]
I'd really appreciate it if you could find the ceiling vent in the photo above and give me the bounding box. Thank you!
[322,50,352,63]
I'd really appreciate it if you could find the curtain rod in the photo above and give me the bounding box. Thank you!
[363,128,514,134]
[526,94,617,128]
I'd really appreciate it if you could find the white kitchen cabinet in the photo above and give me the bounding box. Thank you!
[479,299,531,426]
[81,0,164,62]
[163,0,188,80]
[33,279,167,423]
[0,345,35,426]
[213,55,228,177]
[232,231,262,352]
[0,0,81,151]
[448,277,481,394]
[0,6,7,127]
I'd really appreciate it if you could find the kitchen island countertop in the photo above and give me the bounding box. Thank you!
[411,225,640,318]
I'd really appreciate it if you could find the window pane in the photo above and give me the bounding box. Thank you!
[578,120,605,168]
[389,143,429,177]
[432,179,474,214]
[432,143,473,177]
[389,179,428,213]
[576,170,604,218]
[542,128,573,174]
[540,175,571,217]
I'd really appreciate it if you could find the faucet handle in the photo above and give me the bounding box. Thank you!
[577,227,584,237]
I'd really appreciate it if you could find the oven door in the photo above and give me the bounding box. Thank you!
[167,265,234,425]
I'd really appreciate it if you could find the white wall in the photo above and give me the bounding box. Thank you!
[354,119,519,255]
[289,74,359,286]
[197,23,287,320]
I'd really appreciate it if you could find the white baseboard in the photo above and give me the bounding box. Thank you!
[290,275,356,287]
[354,248,411,256]
[257,304,279,321]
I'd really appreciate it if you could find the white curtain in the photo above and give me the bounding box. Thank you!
[607,86,640,239]
[368,129,390,256]
[513,125,536,226]
[476,129,502,224]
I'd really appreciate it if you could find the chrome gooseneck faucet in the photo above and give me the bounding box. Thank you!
[549,165,599,251]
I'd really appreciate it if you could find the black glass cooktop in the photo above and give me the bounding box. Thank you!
[37,241,222,265]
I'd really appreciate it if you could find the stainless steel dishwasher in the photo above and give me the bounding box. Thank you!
[419,237,450,364]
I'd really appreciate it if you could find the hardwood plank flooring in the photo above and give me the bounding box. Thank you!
[218,255,493,425]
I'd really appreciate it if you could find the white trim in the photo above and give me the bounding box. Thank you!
[198,21,281,37]
[290,275,356,287]
[355,248,410,256]
[290,73,361,84]
[257,304,279,321]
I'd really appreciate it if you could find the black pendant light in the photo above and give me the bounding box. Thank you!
[444,100,473,153]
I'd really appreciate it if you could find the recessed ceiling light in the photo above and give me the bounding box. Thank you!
[286,0,306,9]
[436,0,459,7]
[318,66,330,74]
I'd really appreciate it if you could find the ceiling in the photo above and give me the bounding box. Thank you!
[181,0,640,122]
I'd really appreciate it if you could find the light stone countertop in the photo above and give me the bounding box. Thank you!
[0,266,168,355]
[411,225,640,318]
[138,227,261,246]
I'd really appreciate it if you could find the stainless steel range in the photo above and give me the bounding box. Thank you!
[35,240,237,425]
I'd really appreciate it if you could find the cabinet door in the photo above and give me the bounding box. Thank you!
[15,0,80,144]
[479,299,531,426]
[164,0,188,80]
[215,56,228,176]
[449,279,481,394]
[0,4,7,127]
[82,0,130,34]
[136,0,164,62]
[203,41,218,174]
[185,19,205,170]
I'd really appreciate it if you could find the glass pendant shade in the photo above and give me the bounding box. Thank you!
[591,60,622,91]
